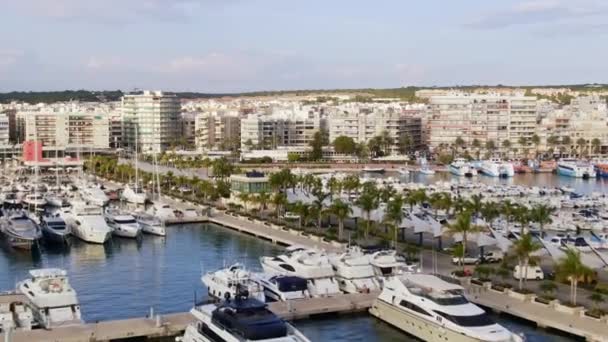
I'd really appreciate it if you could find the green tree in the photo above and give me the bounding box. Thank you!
[576,138,587,157]
[485,140,496,154]
[561,136,572,156]
[309,130,325,161]
[502,139,512,157]
[333,136,357,155]
[480,202,500,228]
[531,134,541,158]
[539,281,557,299]
[472,139,482,159]
[356,184,380,239]
[588,292,605,312]
[591,138,602,155]
[368,136,384,158]
[328,199,352,241]
[211,157,234,179]
[447,211,483,270]
[291,201,311,228]
[454,137,466,152]
[529,204,554,238]
[511,233,542,290]
[271,192,288,218]
[555,249,594,305]
[384,195,405,247]
[397,133,414,155]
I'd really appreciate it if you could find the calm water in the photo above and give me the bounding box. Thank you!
[395,171,608,195]
[0,223,576,341]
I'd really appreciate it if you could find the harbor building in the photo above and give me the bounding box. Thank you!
[121,91,180,154]
[427,93,537,155]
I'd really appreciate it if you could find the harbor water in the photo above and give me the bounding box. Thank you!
[0,222,577,341]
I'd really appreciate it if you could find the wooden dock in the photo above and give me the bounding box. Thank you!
[0,292,376,342]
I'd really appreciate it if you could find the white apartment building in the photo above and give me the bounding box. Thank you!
[21,111,109,149]
[240,110,325,150]
[328,106,422,154]
[121,91,180,154]
[0,114,9,146]
[427,93,537,154]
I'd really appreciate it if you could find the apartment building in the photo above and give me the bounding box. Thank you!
[240,111,325,150]
[180,112,197,148]
[21,111,109,149]
[108,110,123,149]
[328,106,422,154]
[0,114,9,146]
[121,91,180,154]
[427,93,537,153]
[194,112,241,151]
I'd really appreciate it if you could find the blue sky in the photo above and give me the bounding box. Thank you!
[0,0,606,92]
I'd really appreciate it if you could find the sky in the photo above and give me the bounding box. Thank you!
[0,0,607,92]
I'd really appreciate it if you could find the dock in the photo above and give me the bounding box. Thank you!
[0,292,377,342]
[465,284,608,342]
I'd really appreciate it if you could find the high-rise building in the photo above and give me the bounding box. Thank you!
[427,93,537,154]
[240,111,324,150]
[0,114,9,146]
[121,91,180,154]
[195,112,241,151]
[108,110,123,149]
[21,111,109,149]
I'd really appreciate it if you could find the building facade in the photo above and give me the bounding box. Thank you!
[240,112,324,150]
[195,112,241,151]
[0,114,9,146]
[21,111,109,149]
[121,91,180,154]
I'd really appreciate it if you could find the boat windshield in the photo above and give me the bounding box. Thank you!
[434,311,495,327]
[115,218,136,224]
[47,222,66,230]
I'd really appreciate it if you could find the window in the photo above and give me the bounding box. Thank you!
[433,311,495,327]
[279,264,295,272]
[399,300,431,316]
[198,322,226,342]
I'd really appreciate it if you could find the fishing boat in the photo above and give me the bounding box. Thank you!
[557,159,595,179]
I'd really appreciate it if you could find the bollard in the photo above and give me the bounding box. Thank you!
[4,326,11,342]
[156,314,162,328]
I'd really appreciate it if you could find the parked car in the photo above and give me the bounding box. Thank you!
[482,251,504,263]
[513,265,544,280]
[452,255,480,265]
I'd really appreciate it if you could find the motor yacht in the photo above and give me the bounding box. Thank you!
[256,275,310,302]
[135,212,166,236]
[121,183,149,205]
[44,193,64,207]
[180,292,310,342]
[419,166,436,175]
[449,158,477,177]
[1,191,21,209]
[557,159,596,179]
[202,263,265,302]
[260,246,341,297]
[480,158,514,178]
[369,250,417,286]
[147,201,176,222]
[329,246,380,294]
[104,207,142,239]
[22,193,47,209]
[0,209,41,250]
[80,186,109,207]
[397,167,410,176]
[17,269,83,329]
[40,215,70,245]
[369,274,523,342]
[61,201,112,244]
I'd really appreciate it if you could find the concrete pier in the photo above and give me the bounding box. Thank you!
[0,293,377,342]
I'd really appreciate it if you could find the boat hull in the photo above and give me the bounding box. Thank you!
[139,222,166,236]
[557,165,596,178]
[41,227,70,245]
[0,231,37,250]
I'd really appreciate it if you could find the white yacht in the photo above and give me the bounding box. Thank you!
[397,167,410,176]
[180,293,310,342]
[329,246,380,294]
[369,274,523,342]
[147,201,176,222]
[449,158,477,177]
[480,158,515,178]
[17,269,83,329]
[61,201,112,244]
[104,207,142,238]
[256,275,310,302]
[135,212,166,236]
[260,246,341,297]
[121,184,149,205]
[557,159,596,179]
[369,250,417,286]
[22,193,47,208]
[202,263,265,302]
[80,186,109,207]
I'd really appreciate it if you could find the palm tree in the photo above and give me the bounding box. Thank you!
[237,193,251,212]
[555,249,594,306]
[529,204,554,238]
[467,194,484,218]
[576,138,587,158]
[291,201,311,228]
[406,189,426,211]
[591,138,601,156]
[256,191,271,212]
[514,205,531,235]
[384,195,405,247]
[342,175,360,194]
[531,134,541,158]
[588,292,605,313]
[480,202,500,228]
[312,188,330,231]
[447,211,482,270]
[561,136,572,156]
[511,233,542,290]
[502,139,512,158]
[271,192,287,218]
[356,187,379,239]
[326,177,342,199]
[328,199,352,241]
[378,184,396,203]
[472,139,481,159]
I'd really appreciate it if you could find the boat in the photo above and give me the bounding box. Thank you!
[1,191,21,209]
[135,212,166,236]
[557,159,596,179]
[397,167,410,176]
[104,207,142,239]
[419,166,436,175]
[61,201,112,244]
[22,193,47,209]
[260,246,341,297]
[80,186,109,207]
[147,202,176,222]
[479,158,515,178]
[121,184,149,205]
[202,263,265,302]
[368,250,417,286]
[329,246,380,294]
[369,274,523,342]
[0,209,41,250]
[256,275,310,302]
[17,269,83,329]
[449,158,477,177]
[363,166,385,174]
[40,215,70,245]
[44,193,64,207]
[180,290,310,342]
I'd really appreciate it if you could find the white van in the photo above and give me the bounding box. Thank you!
[513,265,544,280]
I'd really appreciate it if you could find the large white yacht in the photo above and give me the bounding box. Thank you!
[61,200,112,244]
[121,184,149,205]
[80,186,109,207]
[256,275,310,302]
[202,263,265,302]
[369,274,523,342]
[368,250,417,286]
[449,158,477,177]
[329,246,380,294]
[557,159,596,179]
[104,207,142,239]
[260,246,341,297]
[147,202,176,222]
[480,158,514,178]
[17,268,83,329]
[180,293,310,342]
[135,212,166,236]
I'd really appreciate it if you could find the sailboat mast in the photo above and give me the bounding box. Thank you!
[134,125,139,186]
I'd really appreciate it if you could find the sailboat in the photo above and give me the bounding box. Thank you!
[121,126,149,204]
[146,151,175,222]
